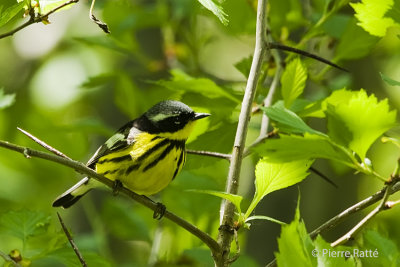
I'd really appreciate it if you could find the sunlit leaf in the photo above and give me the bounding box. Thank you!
[244,159,312,219]
[153,69,241,103]
[276,199,316,267]
[350,0,396,37]
[361,230,400,266]
[197,0,228,26]
[37,0,75,14]
[0,210,50,242]
[335,18,379,61]
[188,189,242,214]
[261,102,325,136]
[281,58,307,108]
[252,133,356,167]
[0,88,16,109]
[325,89,397,160]
[0,1,25,28]
[380,72,400,86]
[314,236,357,266]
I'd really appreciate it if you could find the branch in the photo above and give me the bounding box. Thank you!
[0,0,79,40]
[57,212,87,267]
[309,180,400,240]
[330,180,395,247]
[89,0,110,33]
[0,139,220,255]
[215,0,268,265]
[266,180,400,267]
[187,149,231,161]
[0,251,22,267]
[269,42,348,72]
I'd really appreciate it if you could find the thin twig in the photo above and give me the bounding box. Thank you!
[17,127,71,159]
[0,0,79,39]
[0,251,22,267]
[310,167,337,188]
[265,180,400,267]
[89,0,110,33]
[330,182,393,247]
[57,212,88,267]
[269,42,348,72]
[0,139,220,255]
[309,180,400,239]
[187,149,231,161]
[216,0,268,265]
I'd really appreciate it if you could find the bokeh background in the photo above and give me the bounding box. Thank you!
[0,0,400,266]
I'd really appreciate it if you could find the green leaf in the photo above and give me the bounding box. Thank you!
[234,55,252,78]
[380,72,400,86]
[37,0,75,14]
[0,1,24,28]
[0,210,50,242]
[350,0,396,37]
[252,133,356,167]
[275,200,316,267]
[245,215,287,226]
[261,102,325,136]
[313,236,357,266]
[197,0,228,26]
[281,58,307,108]
[244,159,312,219]
[325,89,397,160]
[153,69,241,103]
[188,190,243,215]
[0,88,16,109]
[361,230,400,267]
[335,18,379,61]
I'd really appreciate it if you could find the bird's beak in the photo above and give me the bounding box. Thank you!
[193,112,210,121]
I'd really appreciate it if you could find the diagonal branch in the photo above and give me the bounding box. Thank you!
[0,0,79,40]
[57,212,88,267]
[0,139,220,255]
[187,149,231,161]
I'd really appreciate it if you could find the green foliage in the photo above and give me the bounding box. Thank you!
[261,102,325,136]
[154,69,241,104]
[380,72,400,86]
[325,89,397,160]
[0,210,110,266]
[0,1,24,28]
[350,0,397,37]
[197,0,228,25]
[244,159,312,219]
[0,88,15,109]
[253,133,355,166]
[280,58,308,108]
[0,210,50,242]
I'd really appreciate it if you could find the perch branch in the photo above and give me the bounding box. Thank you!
[0,139,220,255]
[187,149,231,161]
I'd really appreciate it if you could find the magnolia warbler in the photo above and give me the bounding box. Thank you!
[53,100,209,209]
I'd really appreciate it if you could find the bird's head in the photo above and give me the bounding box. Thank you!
[135,100,209,139]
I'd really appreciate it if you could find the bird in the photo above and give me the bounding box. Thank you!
[52,100,210,210]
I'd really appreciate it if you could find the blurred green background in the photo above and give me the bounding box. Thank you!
[0,0,400,266]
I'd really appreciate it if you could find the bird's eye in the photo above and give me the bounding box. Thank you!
[173,116,181,125]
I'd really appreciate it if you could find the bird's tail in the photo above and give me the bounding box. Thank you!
[52,177,97,208]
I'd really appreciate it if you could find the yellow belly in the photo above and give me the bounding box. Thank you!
[95,133,186,195]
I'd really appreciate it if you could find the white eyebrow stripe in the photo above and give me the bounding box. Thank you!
[150,113,179,122]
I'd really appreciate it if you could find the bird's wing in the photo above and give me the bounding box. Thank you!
[86,120,139,168]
